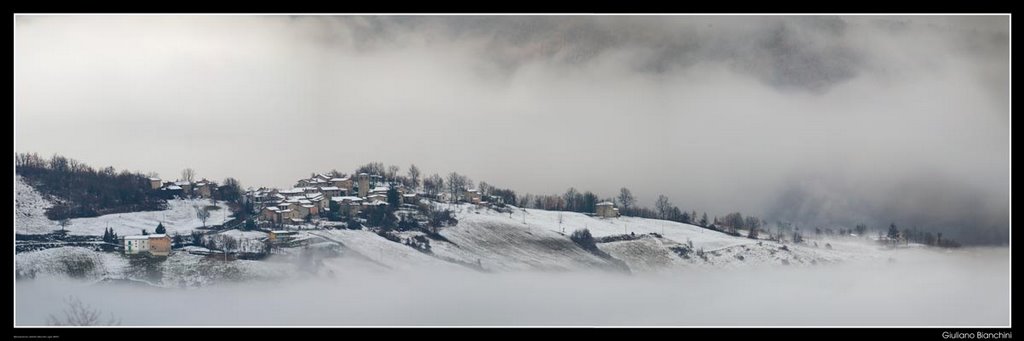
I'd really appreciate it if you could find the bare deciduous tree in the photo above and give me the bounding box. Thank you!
[478,181,491,197]
[618,188,635,212]
[407,164,421,190]
[446,172,469,203]
[518,193,534,209]
[386,165,400,181]
[656,195,672,220]
[195,205,211,227]
[181,168,196,183]
[47,296,120,326]
[423,173,443,198]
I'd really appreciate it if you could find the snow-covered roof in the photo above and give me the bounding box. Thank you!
[372,186,390,192]
[271,230,297,234]
[319,186,340,191]
[174,181,190,186]
[332,196,363,202]
[165,185,182,190]
[301,205,315,208]
[279,188,304,195]
[330,177,350,181]
[148,177,160,181]
[403,194,417,197]
[596,202,615,206]
[124,235,149,240]
[149,234,168,238]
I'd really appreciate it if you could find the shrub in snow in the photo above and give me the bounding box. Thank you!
[569,229,597,252]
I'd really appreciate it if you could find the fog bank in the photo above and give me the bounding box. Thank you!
[16,247,1009,326]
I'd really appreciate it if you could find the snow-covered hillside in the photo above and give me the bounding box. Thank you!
[435,211,629,272]
[62,198,231,236]
[435,203,893,271]
[18,173,899,280]
[15,176,231,236]
[15,175,58,234]
[309,230,471,272]
[15,247,129,280]
[16,246,297,287]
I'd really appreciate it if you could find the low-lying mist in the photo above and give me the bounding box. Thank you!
[15,247,1008,326]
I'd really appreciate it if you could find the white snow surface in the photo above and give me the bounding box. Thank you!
[15,175,58,234]
[307,229,470,272]
[18,175,901,276]
[61,198,231,237]
[16,177,232,236]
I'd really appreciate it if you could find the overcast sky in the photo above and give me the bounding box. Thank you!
[14,15,1009,244]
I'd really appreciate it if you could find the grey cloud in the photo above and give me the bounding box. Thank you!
[318,16,864,92]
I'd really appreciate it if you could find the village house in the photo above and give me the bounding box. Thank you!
[175,181,192,195]
[370,186,390,197]
[261,206,281,223]
[595,201,620,218]
[123,235,149,255]
[162,183,183,197]
[330,176,353,193]
[305,192,329,210]
[248,188,279,210]
[149,177,162,190]
[194,179,217,198]
[402,193,418,205]
[464,189,482,204]
[278,188,305,197]
[366,193,388,204]
[296,178,324,188]
[362,200,389,210]
[194,182,212,198]
[298,204,317,218]
[147,234,172,256]
[268,230,298,243]
[331,196,363,216]
[123,234,172,256]
[318,186,342,199]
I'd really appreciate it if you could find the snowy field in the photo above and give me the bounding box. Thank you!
[16,176,231,236]
[62,198,232,237]
[308,229,470,272]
